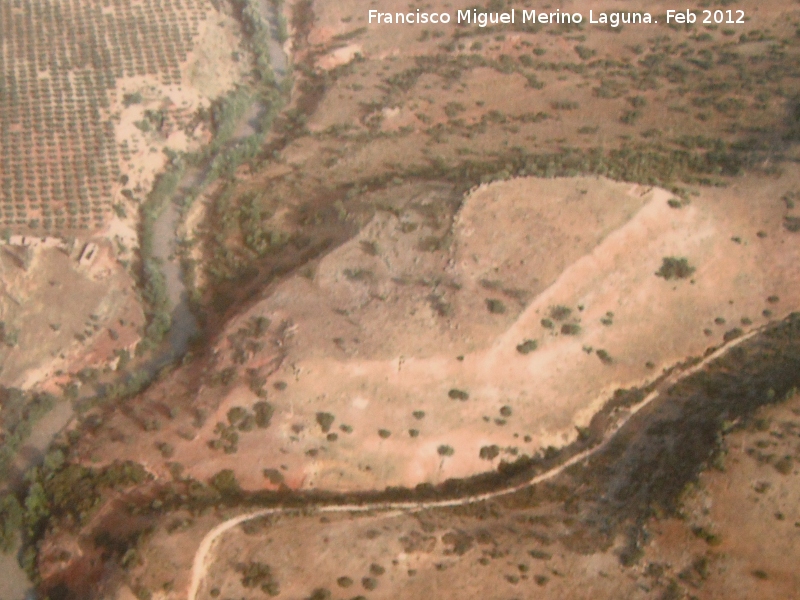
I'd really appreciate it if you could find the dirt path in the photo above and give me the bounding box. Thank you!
[186,327,761,600]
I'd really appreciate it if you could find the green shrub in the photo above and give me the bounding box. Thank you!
[550,306,572,321]
[479,445,500,460]
[551,101,579,110]
[227,406,247,426]
[560,323,581,335]
[437,445,455,456]
[362,577,378,590]
[209,469,242,501]
[516,339,538,354]
[254,401,274,428]
[122,93,143,107]
[237,561,274,588]
[156,442,175,458]
[723,328,743,342]
[0,494,22,553]
[774,456,793,475]
[316,412,335,433]
[596,349,613,364]
[486,298,506,314]
[378,429,391,439]
[655,257,695,280]
[448,389,469,400]
[575,45,595,60]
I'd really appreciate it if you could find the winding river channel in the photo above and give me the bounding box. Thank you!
[0,4,289,599]
[150,0,287,370]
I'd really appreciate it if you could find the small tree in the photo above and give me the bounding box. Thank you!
[254,401,274,428]
[448,389,469,400]
[656,257,695,280]
[316,412,335,433]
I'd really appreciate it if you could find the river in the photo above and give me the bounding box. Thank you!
[150,0,287,368]
[1,3,289,597]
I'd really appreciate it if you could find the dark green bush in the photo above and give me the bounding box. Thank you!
[316,412,335,433]
[254,401,274,428]
[596,349,613,364]
[561,323,581,335]
[655,257,695,280]
[448,389,469,400]
[550,306,572,321]
[479,445,500,460]
[486,299,506,314]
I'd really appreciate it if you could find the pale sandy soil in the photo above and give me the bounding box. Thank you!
[76,169,800,497]
[0,241,143,390]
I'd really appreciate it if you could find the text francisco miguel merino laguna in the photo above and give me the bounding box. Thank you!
[368,8,669,27]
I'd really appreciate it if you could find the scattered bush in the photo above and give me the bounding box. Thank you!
[362,577,378,591]
[448,389,469,400]
[337,576,353,588]
[516,339,538,354]
[0,494,22,553]
[486,299,506,314]
[378,429,391,439]
[551,101,579,110]
[122,92,143,107]
[723,328,743,342]
[596,349,613,364]
[550,306,572,321]
[316,412,335,433]
[479,445,500,460]
[774,456,793,475]
[561,323,581,335]
[254,401,274,428]
[655,257,695,280]
[437,445,455,456]
[262,469,284,485]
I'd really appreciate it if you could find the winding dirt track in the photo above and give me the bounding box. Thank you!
[187,329,760,600]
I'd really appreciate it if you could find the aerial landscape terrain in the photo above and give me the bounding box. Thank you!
[0,0,799,599]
